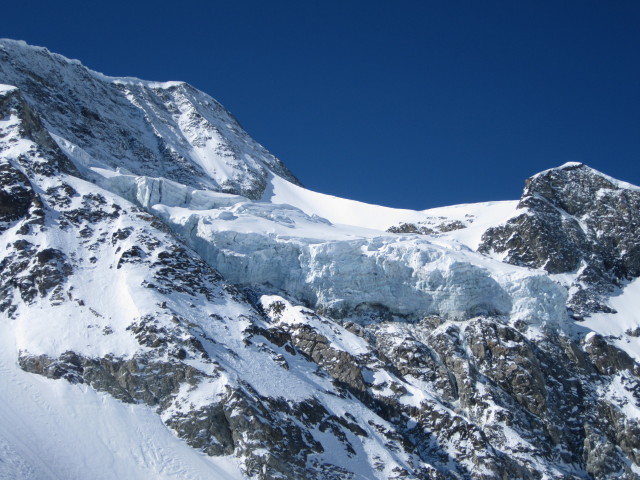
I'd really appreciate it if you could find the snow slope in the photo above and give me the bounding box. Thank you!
[267,173,519,249]
[0,322,245,480]
[582,278,640,360]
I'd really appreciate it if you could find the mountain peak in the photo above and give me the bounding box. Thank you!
[523,162,638,217]
[0,38,301,200]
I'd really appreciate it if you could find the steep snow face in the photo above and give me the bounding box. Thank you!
[582,278,640,360]
[0,84,17,94]
[0,38,300,199]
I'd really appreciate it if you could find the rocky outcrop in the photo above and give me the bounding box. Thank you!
[387,219,467,235]
[0,160,41,230]
[255,296,640,479]
[373,317,640,479]
[480,163,640,318]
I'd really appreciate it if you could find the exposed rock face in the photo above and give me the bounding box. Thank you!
[0,160,39,228]
[480,162,640,318]
[2,42,640,480]
[255,296,640,480]
[387,219,467,235]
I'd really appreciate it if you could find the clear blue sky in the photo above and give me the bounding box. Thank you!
[4,1,639,209]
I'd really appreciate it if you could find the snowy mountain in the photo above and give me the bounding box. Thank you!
[1,39,639,480]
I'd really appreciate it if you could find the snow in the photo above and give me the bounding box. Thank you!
[604,374,640,421]
[267,174,430,230]
[420,200,519,250]
[3,172,170,358]
[581,277,640,360]
[267,173,518,243]
[0,321,246,480]
[533,161,584,175]
[112,79,185,89]
[0,84,17,94]
[260,295,371,355]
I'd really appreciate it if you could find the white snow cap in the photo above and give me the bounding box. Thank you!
[0,84,18,94]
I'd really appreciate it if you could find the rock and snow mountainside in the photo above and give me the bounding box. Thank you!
[1,39,640,480]
[0,39,300,200]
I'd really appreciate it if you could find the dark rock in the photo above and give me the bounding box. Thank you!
[0,160,39,227]
[583,333,637,375]
[479,163,640,317]
[387,219,467,236]
[0,86,79,177]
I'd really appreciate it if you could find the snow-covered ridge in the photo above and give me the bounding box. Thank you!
[0,38,186,89]
[267,172,519,238]
[0,38,300,200]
